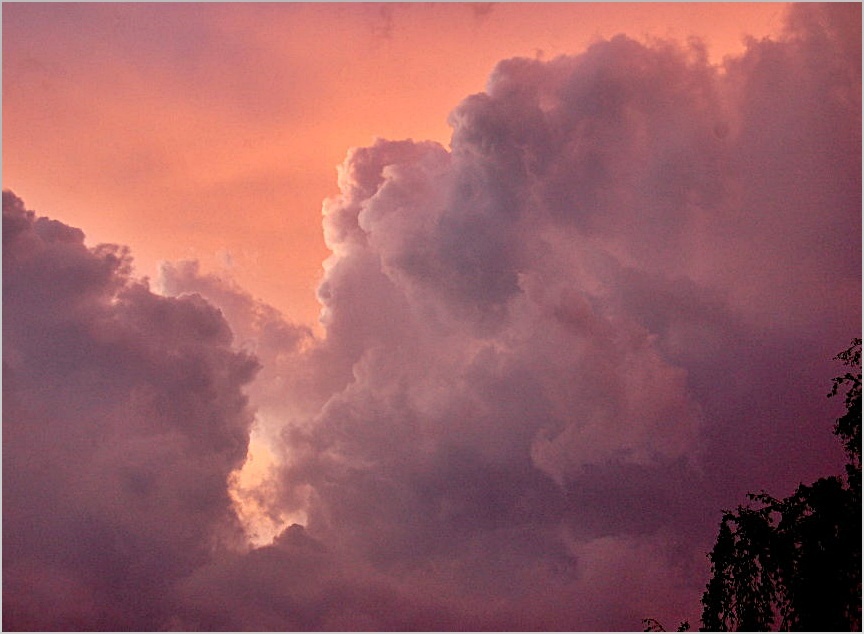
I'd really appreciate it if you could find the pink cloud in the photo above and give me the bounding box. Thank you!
[3,192,259,629]
[3,4,860,630]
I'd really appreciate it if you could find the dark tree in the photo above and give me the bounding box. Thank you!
[829,339,861,498]
[700,339,862,631]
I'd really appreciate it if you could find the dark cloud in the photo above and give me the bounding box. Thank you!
[3,192,259,630]
[3,4,860,630]
[274,5,858,628]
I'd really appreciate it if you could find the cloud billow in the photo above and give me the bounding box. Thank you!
[284,5,860,627]
[3,192,260,630]
[3,4,860,630]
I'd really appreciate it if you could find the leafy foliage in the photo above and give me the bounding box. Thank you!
[700,339,862,631]
[829,339,861,495]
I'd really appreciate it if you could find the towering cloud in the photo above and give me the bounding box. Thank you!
[2,192,260,629]
[3,3,860,630]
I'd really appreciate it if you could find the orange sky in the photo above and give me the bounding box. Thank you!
[3,3,786,328]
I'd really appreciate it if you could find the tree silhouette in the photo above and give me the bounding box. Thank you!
[644,339,861,632]
[700,338,861,631]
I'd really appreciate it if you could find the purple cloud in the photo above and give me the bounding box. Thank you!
[3,192,259,629]
[3,4,860,630]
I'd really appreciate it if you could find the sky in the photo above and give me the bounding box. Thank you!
[4,2,789,327]
[3,2,862,631]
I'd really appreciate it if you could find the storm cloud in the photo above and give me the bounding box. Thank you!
[3,192,260,629]
[3,3,860,630]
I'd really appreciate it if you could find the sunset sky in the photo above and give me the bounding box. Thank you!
[3,3,861,631]
[4,2,788,326]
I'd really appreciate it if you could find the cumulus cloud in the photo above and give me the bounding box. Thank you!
[158,260,319,544]
[274,4,858,627]
[3,3,860,630]
[3,192,259,630]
